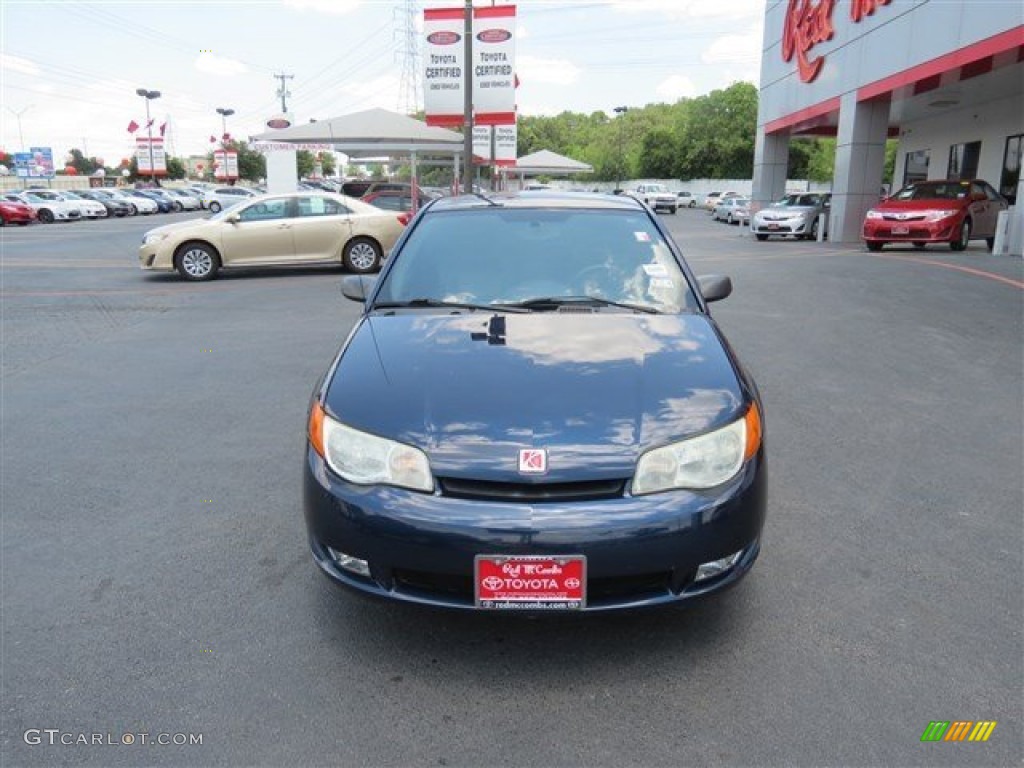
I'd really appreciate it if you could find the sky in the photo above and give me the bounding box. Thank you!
[0,0,765,167]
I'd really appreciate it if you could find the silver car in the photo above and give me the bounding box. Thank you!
[712,197,751,225]
[752,193,831,240]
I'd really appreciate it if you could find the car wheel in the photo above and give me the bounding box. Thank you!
[37,209,54,224]
[208,201,222,213]
[174,242,221,281]
[985,237,995,251]
[807,218,819,240]
[913,241,926,248]
[866,241,884,252]
[671,207,677,215]
[950,219,971,251]
[173,201,183,212]
[755,233,768,241]
[343,237,382,274]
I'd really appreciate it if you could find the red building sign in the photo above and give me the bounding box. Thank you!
[782,0,893,82]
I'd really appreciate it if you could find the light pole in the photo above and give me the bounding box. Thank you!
[135,88,161,185]
[6,105,33,150]
[613,105,628,192]
[216,108,235,183]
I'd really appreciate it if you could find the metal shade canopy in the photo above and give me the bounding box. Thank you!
[253,107,466,157]
[513,149,593,175]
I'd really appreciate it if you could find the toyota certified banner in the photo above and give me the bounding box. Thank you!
[472,124,517,166]
[423,4,516,127]
[135,138,167,176]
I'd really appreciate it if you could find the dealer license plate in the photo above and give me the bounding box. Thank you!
[475,555,586,610]
[892,225,910,235]
[767,223,780,230]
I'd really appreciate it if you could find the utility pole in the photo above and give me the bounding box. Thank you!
[461,0,473,195]
[6,105,32,149]
[274,73,294,113]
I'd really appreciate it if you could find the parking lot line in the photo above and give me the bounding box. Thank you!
[866,251,1024,290]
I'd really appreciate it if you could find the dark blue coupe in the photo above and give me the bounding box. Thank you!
[304,192,765,611]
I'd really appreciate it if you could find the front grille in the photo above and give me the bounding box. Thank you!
[392,568,677,605]
[437,477,626,502]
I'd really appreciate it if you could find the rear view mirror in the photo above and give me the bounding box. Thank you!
[697,274,733,303]
[341,275,375,303]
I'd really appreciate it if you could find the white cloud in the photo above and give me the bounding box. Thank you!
[702,24,763,67]
[339,74,401,111]
[194,53,248,77]
[610,0,762,22]
[282,0,362,15]
[656,74,698,102]
[517,55,580,86]
[1,53,41,76]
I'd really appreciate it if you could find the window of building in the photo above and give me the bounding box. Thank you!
[903,150,930,184]
[947,141,981,180]
[999,134,1022,205]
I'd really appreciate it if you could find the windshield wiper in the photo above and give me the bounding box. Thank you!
[496,295,660,314]
[371,298,528,313]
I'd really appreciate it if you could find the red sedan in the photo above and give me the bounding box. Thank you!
[0,198,36,226]
[862,179,1007,252]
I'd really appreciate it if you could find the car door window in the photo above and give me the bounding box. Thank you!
[296,196,350,217]
[236,198,290,222]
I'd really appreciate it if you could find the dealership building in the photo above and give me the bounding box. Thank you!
[752,0,1023,252]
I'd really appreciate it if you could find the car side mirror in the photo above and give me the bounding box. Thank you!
[698,274,733,303]
[341,275,375,303]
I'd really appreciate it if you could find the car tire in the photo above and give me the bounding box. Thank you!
[208,201,222,213]
[671,207,677,215]
[37,209,55,224]
[755,233,768,241]
[985,237,995,251]
[807,218,819,240]
[343,237,382,274]
[866,241,884,252]
[173,201,183,212]
[174,242,221,281]
[950,219,971,251]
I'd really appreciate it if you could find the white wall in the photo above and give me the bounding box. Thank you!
[894,93,1022,188]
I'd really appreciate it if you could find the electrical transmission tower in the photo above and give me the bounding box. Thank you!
[395,0,421,115]
[274,73,294,113]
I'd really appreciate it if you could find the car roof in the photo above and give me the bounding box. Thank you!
[425,190,646,212]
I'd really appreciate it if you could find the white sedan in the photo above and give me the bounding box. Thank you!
[166,189,203,211]
[58,191,109,219]
[202,186,258,213]
[104,190,159,215]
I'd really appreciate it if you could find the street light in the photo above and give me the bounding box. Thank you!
[6,105,33,150]
[216,108,235,184]
[135,88,161,184]
[613,105,628,193]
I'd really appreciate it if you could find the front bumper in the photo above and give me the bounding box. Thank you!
[303,446,766,612]
[862,218,958,244]
[138,243,174,271]
[650,198,677,211]
[751,217,810,236]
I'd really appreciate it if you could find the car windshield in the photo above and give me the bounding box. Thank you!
[374,207,698,314]
[892,182,969,201]
[774,193,822,207]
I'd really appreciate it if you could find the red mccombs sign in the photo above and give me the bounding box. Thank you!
[782,0,893,82]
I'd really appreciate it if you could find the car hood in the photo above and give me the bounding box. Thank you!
[144,217,213,237]
[873,199,965,212]
[324,313,746,481]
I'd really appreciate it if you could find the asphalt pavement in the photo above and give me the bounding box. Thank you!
[2,207,1021,767]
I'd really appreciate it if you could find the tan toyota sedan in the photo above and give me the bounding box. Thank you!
[138,191,409,280]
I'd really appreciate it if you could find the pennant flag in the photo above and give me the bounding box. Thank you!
[210,135,217,143]
[127,120,139,133]
[222,133,231,142]
[146,119,154,129]
[159,122,167,137]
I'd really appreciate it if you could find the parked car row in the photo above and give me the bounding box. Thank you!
[0,186,212,224]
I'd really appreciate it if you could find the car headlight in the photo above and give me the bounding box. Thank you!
[308,402,433,492]
[142,232,168,245]
[865,210,883,220]
[633,404,761,494]
[925,209,957,221]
